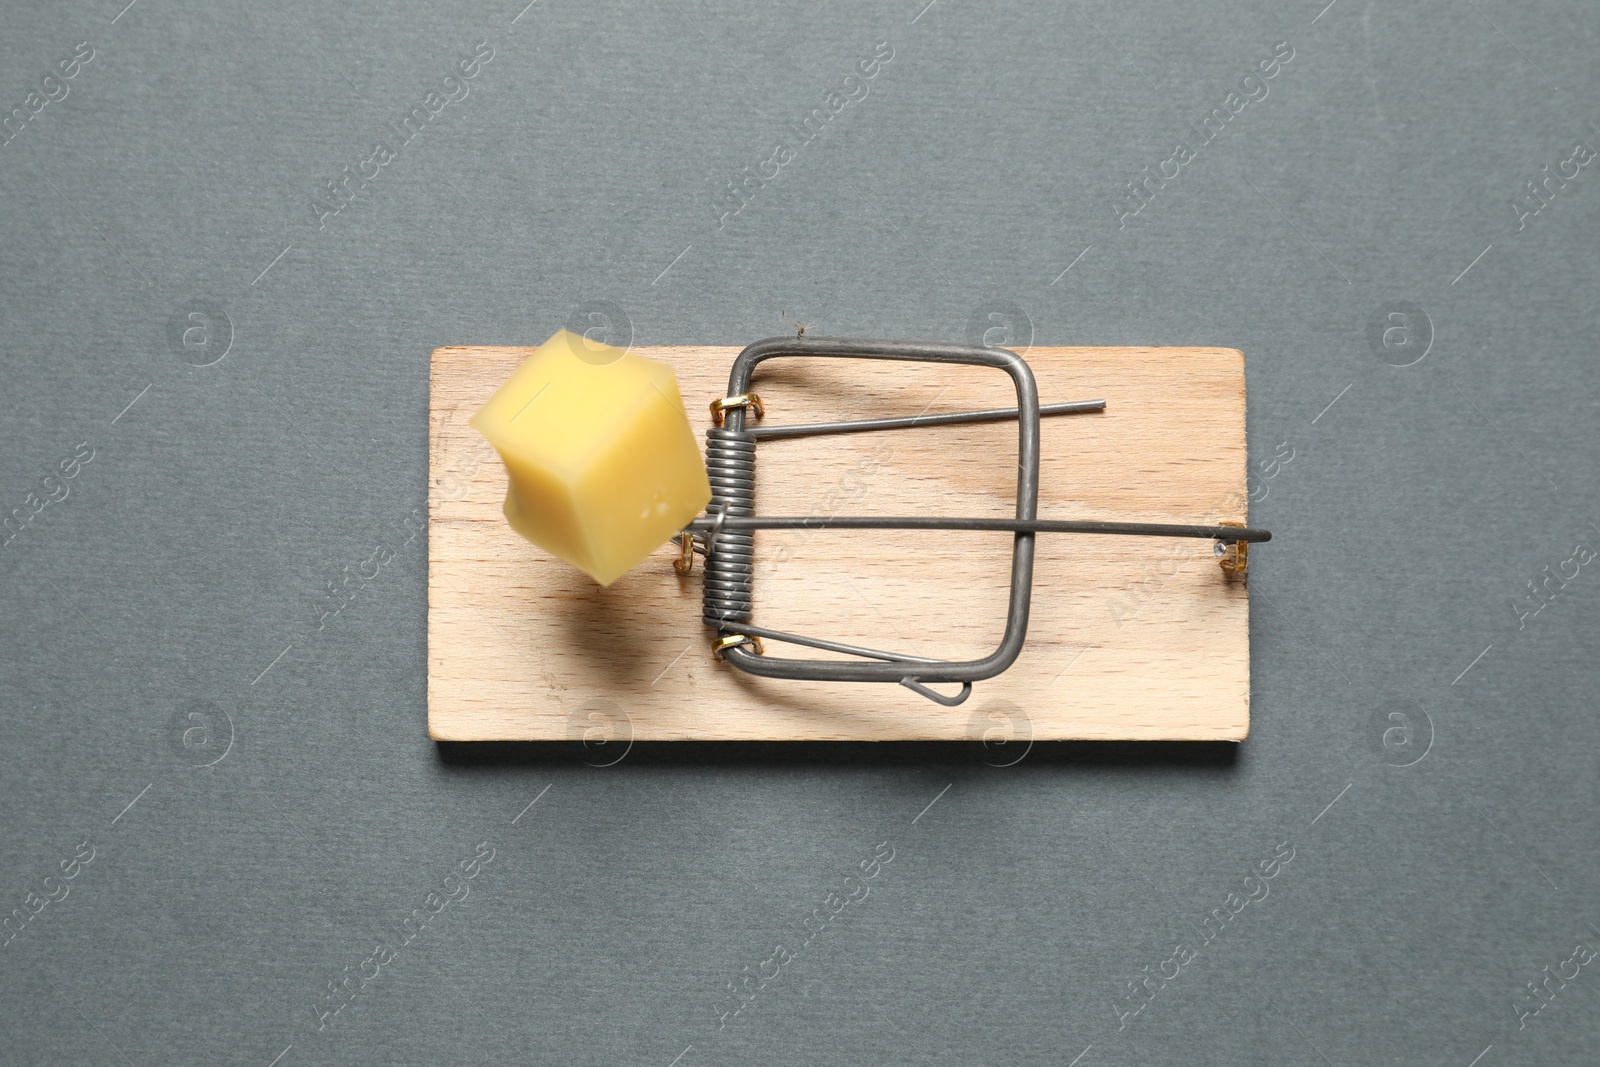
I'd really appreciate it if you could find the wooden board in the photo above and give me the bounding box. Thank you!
[429,345,1252,742]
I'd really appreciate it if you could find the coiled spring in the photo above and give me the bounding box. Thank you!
[701,427,757,629]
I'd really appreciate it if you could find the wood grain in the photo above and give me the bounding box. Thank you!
[429,345,1252,741]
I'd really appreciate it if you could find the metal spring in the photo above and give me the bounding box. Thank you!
[702,427,757,628]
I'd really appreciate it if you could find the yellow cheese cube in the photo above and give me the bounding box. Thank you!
[470,330,711,585]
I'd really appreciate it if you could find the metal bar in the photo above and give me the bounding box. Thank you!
[748,399,1105,441]
[687,515,1272,543]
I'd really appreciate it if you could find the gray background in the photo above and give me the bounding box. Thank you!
[1,0,1596,1064]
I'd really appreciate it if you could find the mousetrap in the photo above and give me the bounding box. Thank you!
[429,342,1259,742]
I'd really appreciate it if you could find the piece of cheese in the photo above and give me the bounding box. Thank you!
[471,330,711,585]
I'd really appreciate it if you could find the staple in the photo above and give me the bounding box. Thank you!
[678,337,1271,706]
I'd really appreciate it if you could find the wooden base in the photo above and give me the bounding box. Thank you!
[429,345,1252,742]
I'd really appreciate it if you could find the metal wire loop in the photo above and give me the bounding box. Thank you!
[710,393,764,427]
[712,633,764,660]
[673,533,697,575]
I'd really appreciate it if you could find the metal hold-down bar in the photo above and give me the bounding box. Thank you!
[746,400,1106,441]
[686,515,1272,543]
[685,336,1270,707]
